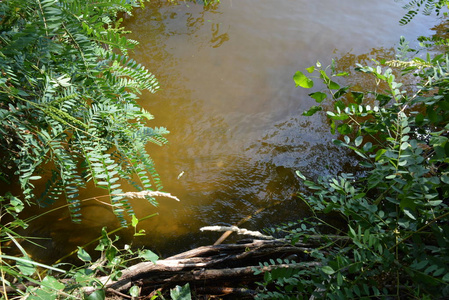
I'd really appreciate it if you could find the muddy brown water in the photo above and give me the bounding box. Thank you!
[13,0,443,262]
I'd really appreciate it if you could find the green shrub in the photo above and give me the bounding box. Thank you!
[0,0,167,224]
[0,0,167,297]
[257,33,449,300]
[0,0,220,298]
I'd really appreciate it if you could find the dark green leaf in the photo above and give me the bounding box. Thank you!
[105,246,118,262]
[170,283,192,300]
[309,92,327,103]
[351,91,364,104]
[328,81,340,90]
[334,87,349,99]
[337,123,352,135]
[337,272,343,286]
[330,119,336,134]
[333,139,346,147]
[376,93,392,106]
[86,290,105,300]
[321,266,335,275]
[302,106,322,116]
[415,113,425,125]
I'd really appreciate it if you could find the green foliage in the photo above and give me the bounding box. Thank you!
[0,0,167,224]
[257,36,449,299]
[254,258,313,300]
[167,0,220,5]
[0,0,225,298]
[24,227,159,299]
[397,0,449,25]
[170,283,192,300]
[1,192,160,298]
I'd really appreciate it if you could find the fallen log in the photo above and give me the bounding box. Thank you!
[3,235,347,298]
[85,238,336,298]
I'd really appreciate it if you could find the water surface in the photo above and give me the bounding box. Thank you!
[20,0,443,260]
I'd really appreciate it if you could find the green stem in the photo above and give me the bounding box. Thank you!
[390,210,449,251]
[53,213,158,264]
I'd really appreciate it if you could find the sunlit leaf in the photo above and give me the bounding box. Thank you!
[306,66,315,73]
[400,142,410,150]
[375,149,387,161]
[320,70,329,81]
[140,108,154,120]
[77,247,92,262]
[134,229,146,237]
[129,286,140,297]
[328,81,340,90]
[441,175,449,184]
[355,136,363,147]
[293,71,313,88]
[17,256,35,276]
[327,111,349,121]
[132,214,139,227]
[42,276,65,291]
[139,249,159,263]
[295,170,306,180]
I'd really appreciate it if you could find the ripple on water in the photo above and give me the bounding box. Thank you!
[13,0,444,261]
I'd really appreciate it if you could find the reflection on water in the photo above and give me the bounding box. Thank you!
[14,0,443,259]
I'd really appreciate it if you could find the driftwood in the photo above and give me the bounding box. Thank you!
[86,236,348,298]
[0,235,348,298]
[1,235,348,299]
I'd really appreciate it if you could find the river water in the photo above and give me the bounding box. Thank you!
[19,0,443,261]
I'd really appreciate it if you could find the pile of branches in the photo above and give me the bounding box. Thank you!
[91,237,347,299]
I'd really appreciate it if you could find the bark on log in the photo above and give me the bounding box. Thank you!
[3,237,343,298]
[89,238,332,298]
